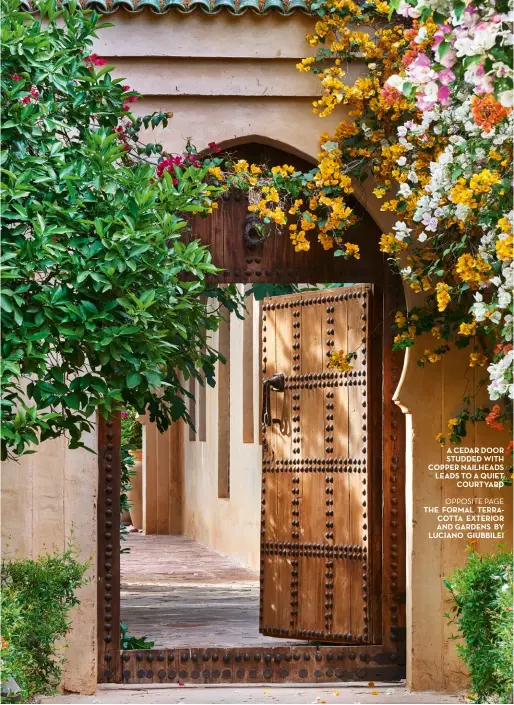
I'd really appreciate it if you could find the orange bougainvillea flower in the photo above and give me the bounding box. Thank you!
[1,637,8,649]
[485,405,504,432]
[471,94,511,133]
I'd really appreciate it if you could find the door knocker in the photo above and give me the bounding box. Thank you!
[243,214,266,249]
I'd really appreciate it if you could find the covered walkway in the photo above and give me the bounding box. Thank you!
[120,534,299,648]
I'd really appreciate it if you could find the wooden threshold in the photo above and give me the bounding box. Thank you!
[117,644,405,685]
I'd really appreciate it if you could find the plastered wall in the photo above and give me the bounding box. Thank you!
[94,12,342,159]
[183,290,263,571]
[1,429,98,694]
[397,339,513,692]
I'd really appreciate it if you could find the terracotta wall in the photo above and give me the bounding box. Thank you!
[397,340,513,691]
[94,12,342,160]
[1,430,98,694]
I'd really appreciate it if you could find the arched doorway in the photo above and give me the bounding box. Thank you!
[97,142,406,684]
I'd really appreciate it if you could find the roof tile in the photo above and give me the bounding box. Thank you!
[21,0,315,13]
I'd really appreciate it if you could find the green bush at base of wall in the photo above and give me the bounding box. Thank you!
[0,546,88,703]
[445,547,513,704]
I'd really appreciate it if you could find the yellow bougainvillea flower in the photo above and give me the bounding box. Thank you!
[344,242,360,259]
[496,234,513,261]
[328,350,354,373]
[455,253,492,286]
[379,232,408,254]
[234,159,249,173]
[436,283,451,312]
[458,321,477,336]
[469,352,488,367]
[395,311,407,329]
[469,169,501,194]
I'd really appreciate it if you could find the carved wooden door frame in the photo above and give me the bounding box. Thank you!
[97,272,405,684]
[97,412,122,682]
[97,143,406,684]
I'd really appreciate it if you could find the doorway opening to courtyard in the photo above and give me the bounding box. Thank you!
[97,142,407,686]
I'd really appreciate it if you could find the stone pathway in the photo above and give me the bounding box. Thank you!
[121,534,301,647]
[43,683,465,704]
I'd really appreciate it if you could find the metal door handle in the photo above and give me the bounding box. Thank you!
[262,373,285,427]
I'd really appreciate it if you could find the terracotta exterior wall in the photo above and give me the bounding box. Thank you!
[1,429,98,694]
[94,12,342,159]
[397,340,513,691]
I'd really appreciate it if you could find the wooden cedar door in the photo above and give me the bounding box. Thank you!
[260,285,379,644]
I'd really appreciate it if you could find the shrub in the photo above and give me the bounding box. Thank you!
[445,547,513,704]
[0,545,88,702]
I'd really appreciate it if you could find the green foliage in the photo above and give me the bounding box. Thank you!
[121,406,143,449]
[445,547,513,704]
[1,0,242,461]
[0,545,88,702]
[120,621,155,650]
[120,406,140,550]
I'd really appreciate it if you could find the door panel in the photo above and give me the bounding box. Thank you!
[260,285,378,644]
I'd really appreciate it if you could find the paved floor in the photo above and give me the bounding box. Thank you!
[121,534,301,648]
[43,683,465,704]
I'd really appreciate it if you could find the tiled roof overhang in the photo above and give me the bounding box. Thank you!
[20,0,316,14]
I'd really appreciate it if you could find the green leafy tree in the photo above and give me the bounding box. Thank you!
[1,0,240,460]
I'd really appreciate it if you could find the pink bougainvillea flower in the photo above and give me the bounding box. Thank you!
[438,84,451,105]
[432,24,452,48]
[208,141,221,153]
[121,85,139,105]
[397,0,420,18]
[9,73,22,81]
[438,68,455,86]
[440,47,457,69]
[408,54,437,85]
[416,84,438,112]
[121,411,129,419]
